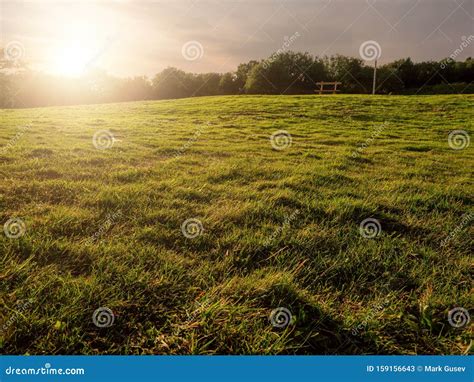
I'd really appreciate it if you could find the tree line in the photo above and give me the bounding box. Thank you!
[1,50,473,108]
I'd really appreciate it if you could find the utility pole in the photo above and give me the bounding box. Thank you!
[372,59,377,95]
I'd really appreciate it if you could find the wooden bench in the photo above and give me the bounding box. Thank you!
[316,81,342,95]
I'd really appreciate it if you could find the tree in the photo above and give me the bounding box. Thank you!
[324,55,371,93]
[152,67,191,99]
[245,51,324,94]
[219,72,239,94]
[1,50,474,108]
[235,60,259,92]
[118,76,153,101]
[193,73,222,96]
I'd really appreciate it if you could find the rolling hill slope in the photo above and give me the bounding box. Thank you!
[0,95,472,354]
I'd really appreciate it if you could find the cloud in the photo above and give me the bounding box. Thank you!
[2,0,472,76]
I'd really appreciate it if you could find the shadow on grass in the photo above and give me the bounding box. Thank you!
[260,284,376,354]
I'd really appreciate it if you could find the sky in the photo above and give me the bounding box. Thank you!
[1,0,473,77]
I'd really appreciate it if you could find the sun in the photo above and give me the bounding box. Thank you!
[51,42,95,77]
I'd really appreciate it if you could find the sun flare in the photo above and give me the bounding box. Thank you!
[52,43,94,77]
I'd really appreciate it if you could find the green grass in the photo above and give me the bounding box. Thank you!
[0,94,472,355]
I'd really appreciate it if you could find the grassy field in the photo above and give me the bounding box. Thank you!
[0,94,472,355]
